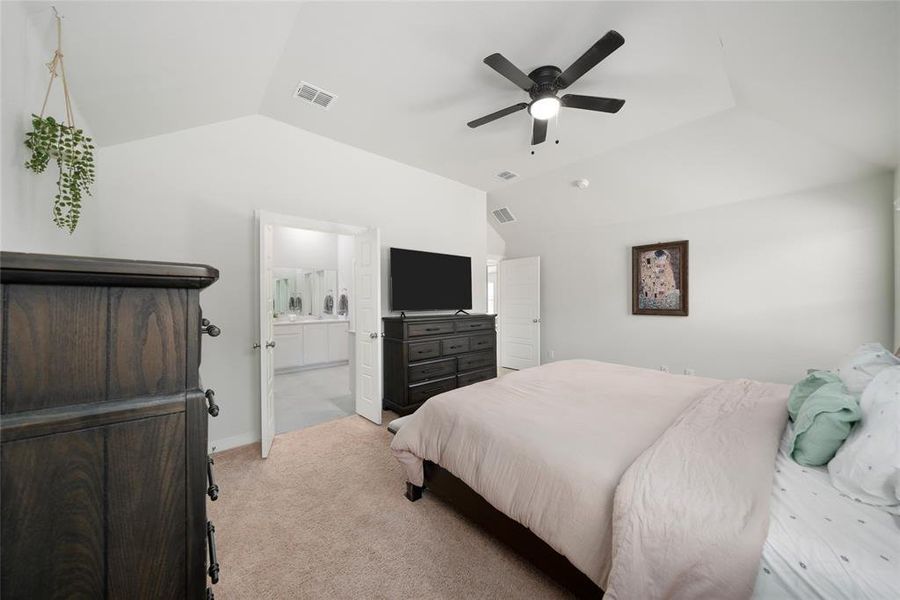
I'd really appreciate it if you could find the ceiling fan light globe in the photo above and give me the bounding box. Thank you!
[529,97,560,120]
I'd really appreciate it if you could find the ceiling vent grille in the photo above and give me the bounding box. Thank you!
[492,207,516,224]
[294,81,337,110]
[496,170,518,181]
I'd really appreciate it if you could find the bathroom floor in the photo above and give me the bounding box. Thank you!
[274,364,353,434]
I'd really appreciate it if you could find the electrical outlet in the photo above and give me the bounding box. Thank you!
[684,368,696,376]
[549,350,556,359]
[659,365,670,373]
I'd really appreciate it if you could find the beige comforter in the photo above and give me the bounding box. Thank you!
[391,359,723,586]
[605,378,789,600]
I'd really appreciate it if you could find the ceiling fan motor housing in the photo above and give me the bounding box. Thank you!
[527,66,563,99]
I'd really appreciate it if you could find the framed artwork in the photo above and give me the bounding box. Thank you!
[632,240,689,316]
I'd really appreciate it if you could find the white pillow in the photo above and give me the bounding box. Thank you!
[834,342,900,396]
[827,365,900,513]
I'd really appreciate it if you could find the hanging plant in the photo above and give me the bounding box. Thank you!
[25,114,95,233]
[23,9,95,234]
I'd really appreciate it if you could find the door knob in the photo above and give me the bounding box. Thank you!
[252,342,261,350]
[369,332,378,339]
[265,340,276,348]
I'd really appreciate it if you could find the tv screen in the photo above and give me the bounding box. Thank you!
[390,248,472,311]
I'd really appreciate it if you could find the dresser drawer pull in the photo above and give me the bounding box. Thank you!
[207,455,219,501]
[201,318,221,337]
[425,327,442,332]
[205,389,220,417]
[207,521,220,584]
[415,349,431,354]
[448,345,463,350]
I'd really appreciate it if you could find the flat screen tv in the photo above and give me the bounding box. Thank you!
[390,248,472,311]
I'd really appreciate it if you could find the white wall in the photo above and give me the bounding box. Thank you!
[894,167,899,350]
[1,114,485,450]
[499,172,894,384]
[272,226,338,270]
[487,222,506,259]
[1,3,99,253]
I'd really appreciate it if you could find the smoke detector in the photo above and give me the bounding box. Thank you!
[294,81,337,110]
[491,207,516,224]
[573,178,590,189]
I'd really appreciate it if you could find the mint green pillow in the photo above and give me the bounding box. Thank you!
[787,370,843,421]
[790,381,861,466]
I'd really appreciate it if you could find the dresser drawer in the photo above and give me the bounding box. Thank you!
[441,337,471,355]
[457,367,496,387]
[469,333,495,352]
[457,350,496,373]
[455,319,494,333]
[408,376,457,404]
[408,358,456,384]
[407,321,455,338]
[408,340,440,361]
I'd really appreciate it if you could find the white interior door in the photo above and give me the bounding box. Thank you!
[258,219,276,457]
[354,228,382,424]
[499,256,541,370]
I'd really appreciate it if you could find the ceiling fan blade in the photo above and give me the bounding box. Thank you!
[467,102,528,128]
[561,94,625,113]
[531,119,548,145]
[483,53,536,91]
[557,30,625,88]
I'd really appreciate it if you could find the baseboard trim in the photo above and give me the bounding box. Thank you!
[209,431,258,452]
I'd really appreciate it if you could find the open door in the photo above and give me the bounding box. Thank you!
[258,219,276,457]
[354,227,382,424]
[499,256,541,370]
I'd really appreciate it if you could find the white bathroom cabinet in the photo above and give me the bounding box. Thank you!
[274,320,349,371]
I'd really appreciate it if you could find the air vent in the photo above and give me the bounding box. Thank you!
[496,170,518,181]
[492,207,516,224]
[293,81,337,110]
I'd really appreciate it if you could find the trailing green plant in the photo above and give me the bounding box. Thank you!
[24,114,95,233]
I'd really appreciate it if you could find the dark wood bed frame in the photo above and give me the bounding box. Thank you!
[406,461,605,599]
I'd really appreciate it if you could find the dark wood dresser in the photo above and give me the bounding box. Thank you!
[0,252,222,599]
[382,314,497,415]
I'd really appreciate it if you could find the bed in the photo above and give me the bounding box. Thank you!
[390,359,900,599]
[753,424,900,599]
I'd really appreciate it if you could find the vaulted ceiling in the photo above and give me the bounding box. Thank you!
[20,1,900,198]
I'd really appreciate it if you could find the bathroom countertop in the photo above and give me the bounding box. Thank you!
[274,317,349,326]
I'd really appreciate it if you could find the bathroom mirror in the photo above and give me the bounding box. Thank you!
[273,268,338,318]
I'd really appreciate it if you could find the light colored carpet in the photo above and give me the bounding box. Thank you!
[208,414,570,599]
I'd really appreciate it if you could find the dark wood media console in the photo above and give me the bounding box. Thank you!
[382,314,497,415]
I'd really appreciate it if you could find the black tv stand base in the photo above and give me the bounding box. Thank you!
[454,309,470,315]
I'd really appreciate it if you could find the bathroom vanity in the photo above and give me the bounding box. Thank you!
[274,318,350,372]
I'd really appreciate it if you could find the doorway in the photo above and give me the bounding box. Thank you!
[271,226,353,435]
[498,256,541,370]
[256,211,382,458]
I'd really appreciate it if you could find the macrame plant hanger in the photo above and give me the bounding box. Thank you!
[40,7,75,129]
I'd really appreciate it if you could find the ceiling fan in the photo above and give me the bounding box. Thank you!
[467,30,626,146]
